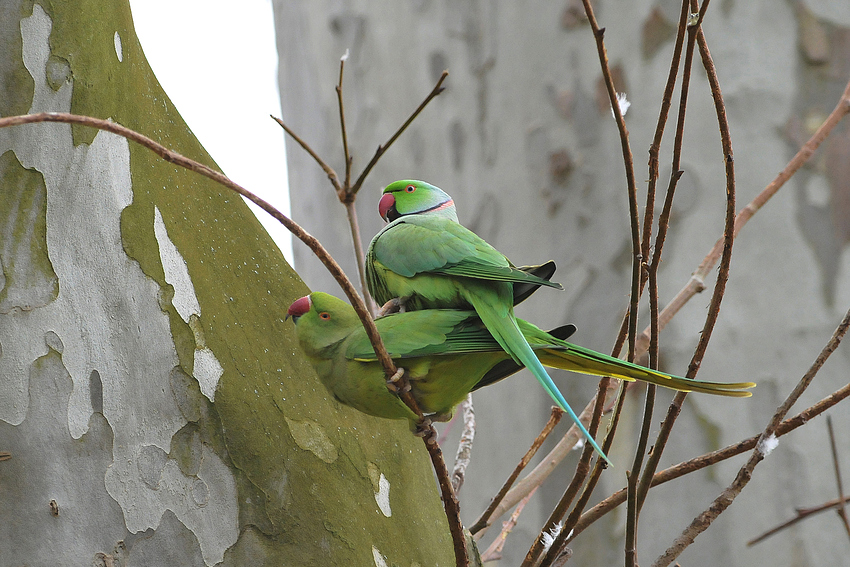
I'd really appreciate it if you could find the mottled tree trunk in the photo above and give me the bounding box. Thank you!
[275,0,850,564]
[0,2,453,566]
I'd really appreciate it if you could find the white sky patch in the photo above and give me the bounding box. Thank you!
[130,0,292,263]
[372,546,389,567]
[154,206,201,322]
[114,31,123,62]
[375,473,391,517]
[757,433,779,456]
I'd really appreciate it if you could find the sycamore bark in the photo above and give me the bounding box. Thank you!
[0,2,454,565]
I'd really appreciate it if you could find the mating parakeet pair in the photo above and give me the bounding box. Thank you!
[289,180,755,461]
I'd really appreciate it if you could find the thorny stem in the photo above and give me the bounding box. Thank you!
[469,408,563,536]
[652,304,850,567]
[0,111,469,567]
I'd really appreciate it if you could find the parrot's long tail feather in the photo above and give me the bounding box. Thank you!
[468,295,611,465]
[537,346,755,397]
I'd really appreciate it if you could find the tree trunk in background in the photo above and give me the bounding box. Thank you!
[275,0,850,564]
[0,2,453,566]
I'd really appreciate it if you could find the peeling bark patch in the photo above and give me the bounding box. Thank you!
[153,206,222,401]
[372,546,388,567]
[154,206,200,322]
[138,444,168,489]
[375,473,391,517]
[193,347,223,402]
[1,7,239,565]
[367,462,391,517]
[284,417,338,463]
[114,31,123,63]
[0,149,58,313]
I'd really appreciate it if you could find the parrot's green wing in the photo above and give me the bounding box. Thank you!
[370,216,563,288]
[345,309,473,360]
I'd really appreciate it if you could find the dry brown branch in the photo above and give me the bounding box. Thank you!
[478,67,850,549]
[451,395,476,494]
[571,380,850,538]
[350,71,448,195]
[469,407,563,536]
[480,488,538,563]
[826,416,850,540]
[0,111,469,567]
[652,305,850,567]
[747,495,850,546]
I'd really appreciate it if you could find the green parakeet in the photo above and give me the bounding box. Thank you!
[287,292,754,427]
[364,179,744,462]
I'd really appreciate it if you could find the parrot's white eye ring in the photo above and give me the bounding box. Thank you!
[405,184,415,193]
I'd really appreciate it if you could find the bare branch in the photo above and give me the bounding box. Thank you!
[270,114,343,195]
[470,407,563,536]
[652,304,850,567]
[350,71,448,195]
[451,395,476,494]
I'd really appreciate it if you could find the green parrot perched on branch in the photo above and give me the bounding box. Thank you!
[363,180,751,462]
[287,292,754,427]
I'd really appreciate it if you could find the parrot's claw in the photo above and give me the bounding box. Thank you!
[413,418,437,443]
[377,297,407,317]
[429,412,453,423]
[385,367,410,393]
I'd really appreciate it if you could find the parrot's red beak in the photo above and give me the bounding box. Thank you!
[286,296,312,321]
[378,192,396,222]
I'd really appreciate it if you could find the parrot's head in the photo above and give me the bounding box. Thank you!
[378,180,458,223]
[287,292,361,352]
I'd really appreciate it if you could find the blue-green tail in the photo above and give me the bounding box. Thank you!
[468,295,611,465]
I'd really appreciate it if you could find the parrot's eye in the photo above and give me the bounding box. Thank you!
[319,312,331,320]
[405,184,415,193]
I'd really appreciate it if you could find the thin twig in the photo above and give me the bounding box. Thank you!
[336,53,353,191]
[0,111,469,567]
[451,395,476,494]
[572,380,850,539]
[538,379,625,567]
[652,305,850,567]
[469,407,563,536]
[747,495,850,546]
[480,488,538,563]
[480,63,848,523]
[343,201,376,314]
[636,69,850,358]
[270,115,343,194]
[350,71,448,195]
[826,416,850,540]
[636,6,735,513]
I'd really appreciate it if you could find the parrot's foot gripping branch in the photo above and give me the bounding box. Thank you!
[385,367,410,393]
